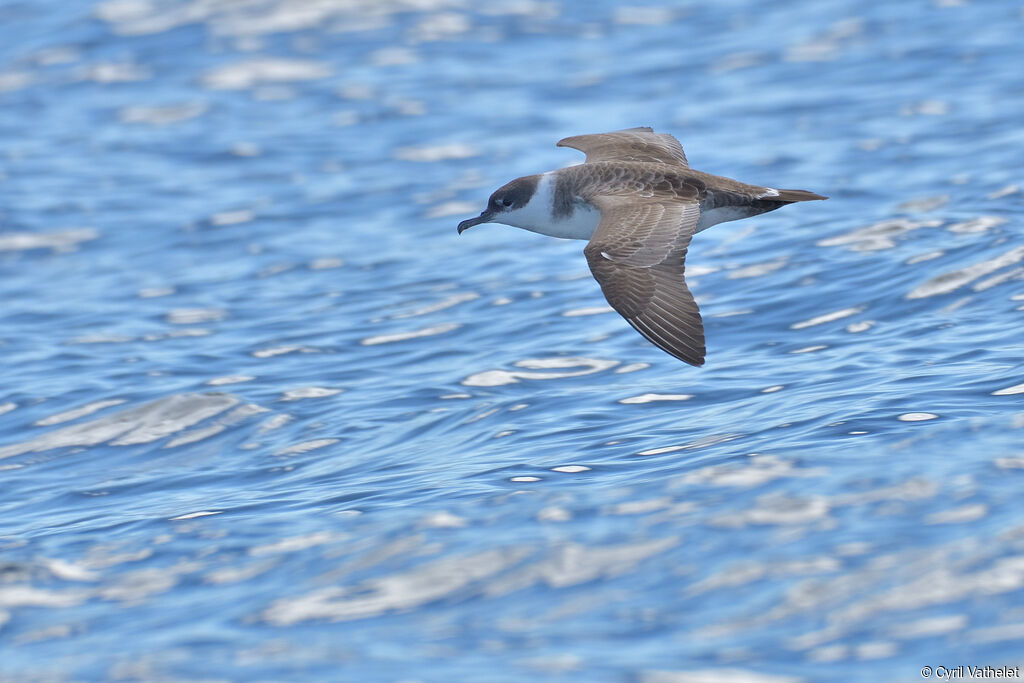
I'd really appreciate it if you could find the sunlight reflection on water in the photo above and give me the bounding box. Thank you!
[1,0,1024,679]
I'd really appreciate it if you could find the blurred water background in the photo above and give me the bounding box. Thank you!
[1,0,1023,680]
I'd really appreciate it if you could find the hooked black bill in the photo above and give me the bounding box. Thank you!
[457,212,493,234]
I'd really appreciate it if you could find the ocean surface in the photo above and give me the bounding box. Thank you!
[1,1,1023,680]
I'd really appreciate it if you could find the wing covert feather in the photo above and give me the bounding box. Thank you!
[557,127,689,167]
[583,197,706,366]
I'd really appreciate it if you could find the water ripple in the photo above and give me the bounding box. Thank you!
[0,393,248,460]
[4,0,1024,677]
[462,357,619,386]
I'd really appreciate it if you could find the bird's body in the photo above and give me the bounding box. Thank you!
[457,128,826,366]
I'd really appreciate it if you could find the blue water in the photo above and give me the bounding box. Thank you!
[1,0,1023,680]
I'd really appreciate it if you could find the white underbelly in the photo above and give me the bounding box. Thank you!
[531,204,602,240]
[695,205,754,232]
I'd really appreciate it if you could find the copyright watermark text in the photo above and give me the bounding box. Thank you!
[921,666,1021,680]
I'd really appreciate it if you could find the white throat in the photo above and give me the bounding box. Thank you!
[495,173,600,241]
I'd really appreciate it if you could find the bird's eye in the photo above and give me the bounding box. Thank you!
[501,198,513,208]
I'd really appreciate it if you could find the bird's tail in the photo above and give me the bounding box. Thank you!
[774,188,828,202]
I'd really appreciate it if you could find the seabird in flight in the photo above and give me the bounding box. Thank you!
[457,127,827,366]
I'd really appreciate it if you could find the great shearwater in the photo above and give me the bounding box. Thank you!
[457,127,827,366]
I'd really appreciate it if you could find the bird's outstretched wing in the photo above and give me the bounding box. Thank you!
[583,195,705,366]
[557,127,689,167]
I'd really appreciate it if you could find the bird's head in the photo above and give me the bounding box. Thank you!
[457,175,540,234]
